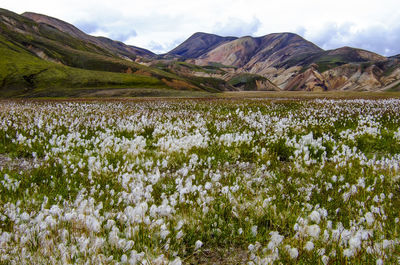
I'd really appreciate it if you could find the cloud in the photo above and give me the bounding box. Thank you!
[212,17,261,37]
[109,29,137,42]
[351,25,400,56]
[74,15,137,42]
[306,22,400,56]
[75,21,99,34]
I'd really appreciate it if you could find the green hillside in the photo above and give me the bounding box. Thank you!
[0,8,230,97]
[0,34,169,97]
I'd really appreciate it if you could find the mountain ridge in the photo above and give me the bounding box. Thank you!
[1,7,400,95]
[22,12,155,59]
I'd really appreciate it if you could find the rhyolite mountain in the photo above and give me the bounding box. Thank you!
[1,7,400,96]
[179,33,323,68]
[169,32,399,91]
[167,32,237,59]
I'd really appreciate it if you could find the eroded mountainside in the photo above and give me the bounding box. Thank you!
[168,32,400,91]
[1,7,400,95]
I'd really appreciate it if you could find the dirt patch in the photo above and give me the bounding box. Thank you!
[186,247,248,265]
[0,154,41,171]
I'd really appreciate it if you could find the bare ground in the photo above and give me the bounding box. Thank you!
[0,154,41,171]
[185,247,249,264]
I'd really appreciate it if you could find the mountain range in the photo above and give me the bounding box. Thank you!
[1,8,400,97]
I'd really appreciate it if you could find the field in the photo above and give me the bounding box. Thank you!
[1,98,400,264]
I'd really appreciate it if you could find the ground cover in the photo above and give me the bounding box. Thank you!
[0,98,399,264]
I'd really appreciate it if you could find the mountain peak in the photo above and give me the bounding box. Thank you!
[167,32,237,58]
[187,32,323,69]
[327,46,387,62]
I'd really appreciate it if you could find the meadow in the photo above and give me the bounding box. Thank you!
[0,98,399,264]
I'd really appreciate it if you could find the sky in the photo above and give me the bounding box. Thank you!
[2,0,400,56]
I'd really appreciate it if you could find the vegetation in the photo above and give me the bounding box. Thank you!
[228,73,270,90]
[0,35,170,97]
[1,98,400,264]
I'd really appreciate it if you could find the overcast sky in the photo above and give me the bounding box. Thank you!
[3,0,400,56]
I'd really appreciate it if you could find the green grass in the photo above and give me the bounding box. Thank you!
[228,73,270,90]
[0,38,168,97]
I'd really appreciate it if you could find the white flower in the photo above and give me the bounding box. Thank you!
[288,247,298,259]
[121,254,128,263]
[322,255,329,265]
[349,236,361,250]
[194,240,203,251]
[376,258,383,265]
[267,231,284,249]
[251,225,258,237]
[309,210,321,224]
[20,212,30,222]
[365,212,375,226]
[175,220,184,230]
[382,240,391,249]
[160,224,170,240]
[248,244,255,251]
[85,216,100,233]
[307,224,321,238]
[170,257,182,265]
[176,230,184,240]
[317,248,325,256]
[304,241,314,251]
[343,248,354,258]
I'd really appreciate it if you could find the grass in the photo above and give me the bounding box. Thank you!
[1,34,229,97]
[228,73,270,91]
[0,99,400,264]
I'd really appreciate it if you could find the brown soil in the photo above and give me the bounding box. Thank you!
[185,247,248,265]
[0,154,41,171]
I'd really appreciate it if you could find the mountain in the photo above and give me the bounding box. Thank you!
[22,12,155,59]
[390,54,400,60]
[0,8,234,97]
[167,32,237,59]
[1,7,400,96]
[168,32,399,92]
[192,33,323,68]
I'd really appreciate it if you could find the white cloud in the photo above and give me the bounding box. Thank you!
[213,17,261,37]
[1,0,400,55]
